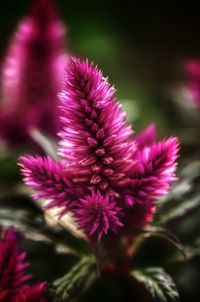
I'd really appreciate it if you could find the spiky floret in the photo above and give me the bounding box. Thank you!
[59,58,135,195]
[0,227,47,301]
[75,191,123,241]
[19,58,179,241]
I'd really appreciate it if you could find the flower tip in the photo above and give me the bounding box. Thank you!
[166,136,180,152]
[68,56,79,66]
[18,155,31,168]
[148,122,157,133]
[136,123,157,148]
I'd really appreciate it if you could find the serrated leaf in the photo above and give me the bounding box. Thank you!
[131,267,180,302]
[156,192,200,225]
[54,257,96,301]
[154,161,200,225]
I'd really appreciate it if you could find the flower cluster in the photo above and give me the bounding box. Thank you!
[19,58,179,241]
[0,227,47,301]
[0,0,68,146]
[184,59,200,108]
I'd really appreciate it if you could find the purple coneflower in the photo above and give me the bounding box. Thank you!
[0,227,47,301]
[0,0,68,146]
[19,58,179,241]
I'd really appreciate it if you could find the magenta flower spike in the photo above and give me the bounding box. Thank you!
[0,227,47,301]
[19,58,179,242]
[0,0,68,146]
[184,59,200,108]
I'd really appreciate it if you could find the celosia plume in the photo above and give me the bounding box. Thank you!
[0,227,47,301]
[19,58,179,241]
[58,59,135,194]
[0,0,68,146]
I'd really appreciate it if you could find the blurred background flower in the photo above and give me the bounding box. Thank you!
[0,0,68,148]
[0,227,47,301]
[183,59,200,109]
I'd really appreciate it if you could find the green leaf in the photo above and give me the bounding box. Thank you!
[54,257,96,301]
[156,192,200,225]
[154,161,200,225]
[131,267,180,302]
[138,226,187,261]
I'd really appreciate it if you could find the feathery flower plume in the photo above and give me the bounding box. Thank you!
[184,59,200,108]
[0,0,68,146]
[19,58,179,241]
[0,227,47,301]
[123,137,179,230]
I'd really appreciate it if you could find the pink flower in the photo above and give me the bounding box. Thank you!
[19,58,179,241]
[184,59,200,108]
[123,137,179,230]
[12,283,47,302]
[0,0,68,146]
[58,58,135,193]
[76,191,123,241]
[136,123,156,148]
[0,227,47,301]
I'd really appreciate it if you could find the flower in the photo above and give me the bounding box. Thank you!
[135,123,156,148]
[0,227,47,301]
[123,136,179,230]
[58,58,135,193]
[184,59,200,108]
[0,0,68,146]
[12,283,47,302]
[19,58,179,241]
[76,191,123,241]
